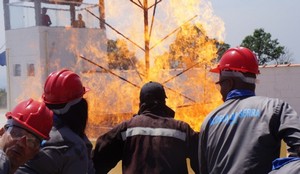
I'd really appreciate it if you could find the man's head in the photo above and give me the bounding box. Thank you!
[210,47,259,101]
[42,8,47,14]
[42,69,88,115]
[78,13,83,20]
[139,81,167,105]
[1,99,53,172]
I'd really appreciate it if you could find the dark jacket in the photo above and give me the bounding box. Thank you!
[0,150,10,174]
[15,116,93,174]
[93,102,199,174]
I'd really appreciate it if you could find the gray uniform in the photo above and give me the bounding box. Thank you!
[0,150,10,174]
[199,95,300,174]
[15,124,90,174]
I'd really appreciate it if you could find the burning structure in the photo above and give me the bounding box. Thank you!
[3,0,226,137]
[3,1,300,139]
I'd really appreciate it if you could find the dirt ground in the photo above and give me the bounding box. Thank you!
[108,160,195,174]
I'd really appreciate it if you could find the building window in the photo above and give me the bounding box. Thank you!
[14,64,21,76]
[27,63,35,76]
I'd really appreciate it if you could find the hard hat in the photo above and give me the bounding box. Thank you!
[140,81,167,103]
[5,99,53,140]
[42,69,88,104]
[210,47,260,74]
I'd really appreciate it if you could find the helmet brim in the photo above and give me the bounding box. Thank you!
[209,67,220,73]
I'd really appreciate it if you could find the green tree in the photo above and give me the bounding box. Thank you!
[107,39,138,70]
[274,47,294,64]
[241,28,285,65]
[161,23,221,69]
[215,41,230,62]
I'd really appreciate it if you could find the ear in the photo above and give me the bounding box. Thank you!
[228,79,235,91]
[0,127,5,136]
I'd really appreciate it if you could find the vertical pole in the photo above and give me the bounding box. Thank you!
[5,49,11,110]
[3,0,11,30]
[70,4,75,25]
[143,0,150,79]
[34,0,41,26]
[99,0,105,29]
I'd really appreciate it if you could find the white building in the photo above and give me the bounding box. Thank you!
[3,0,107,109]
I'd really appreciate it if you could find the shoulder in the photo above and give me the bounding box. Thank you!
[270,157,300,174]
[43,126,87,150]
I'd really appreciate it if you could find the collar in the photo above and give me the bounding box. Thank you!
[226,89,255,101]
[272,157,300,170]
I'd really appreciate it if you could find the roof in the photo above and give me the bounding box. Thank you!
[259,64,300,68]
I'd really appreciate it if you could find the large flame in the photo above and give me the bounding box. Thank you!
[16,0,225,138]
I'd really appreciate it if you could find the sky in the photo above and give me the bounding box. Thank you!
[210,0,300,62]
[0,0,300,90]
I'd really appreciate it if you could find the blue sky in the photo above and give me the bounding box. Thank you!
[211,0,300,63]
[1,0,300,89]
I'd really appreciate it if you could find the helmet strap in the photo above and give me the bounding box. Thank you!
[52,98,82,115]
[220,71,256,84]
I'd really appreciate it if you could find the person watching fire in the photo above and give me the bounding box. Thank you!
[0,99,53,174]
[71,13,86,28]
[198,47,300,174]
[15,69,95,174]
[40,8,52,26]
[92,81,199,174]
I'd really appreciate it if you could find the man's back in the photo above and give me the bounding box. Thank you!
[199,95,300,174]
[93,113,199,174]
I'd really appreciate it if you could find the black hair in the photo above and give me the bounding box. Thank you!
[46,98,88,138]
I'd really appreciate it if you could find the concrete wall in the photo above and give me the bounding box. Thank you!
[257,64,300,114]
[5,26,107,109]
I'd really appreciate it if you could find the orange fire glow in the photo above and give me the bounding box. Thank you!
[15,0,225,138]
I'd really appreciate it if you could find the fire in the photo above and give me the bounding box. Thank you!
[15,0,225,138]
[82,0,225,137]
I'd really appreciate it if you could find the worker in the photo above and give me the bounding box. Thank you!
[16,69,95,174]
[92,81,199,174]
[0,99,53,174]
[40,7,52,26]
[198,47,300,174]
[71,13,86,28]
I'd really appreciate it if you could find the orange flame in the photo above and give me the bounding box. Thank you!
[16,0,225,138]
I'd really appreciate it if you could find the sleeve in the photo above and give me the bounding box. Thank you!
[83,135,96,174]
[16,147,67,174]
[0,150,10,174]
[274,100,300,148]
[186,126,199,174]
[198,119,211,174]
[92,123,126,174]
[60,143,89,174]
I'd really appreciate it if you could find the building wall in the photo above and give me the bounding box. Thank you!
[257,65,300,114]
[6,26,107,109]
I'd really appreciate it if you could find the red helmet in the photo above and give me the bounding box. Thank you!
[210,47,260,74]
[42,69,88,104]
[6,99,53,140]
